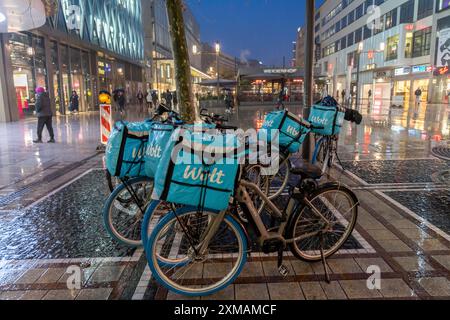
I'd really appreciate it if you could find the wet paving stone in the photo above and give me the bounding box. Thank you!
[385,190,450,235]
[342,159,450,184]
[0,170,134,260]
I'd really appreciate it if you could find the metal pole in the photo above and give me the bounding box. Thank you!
[355,51,361,110]
[216,52,220,105]
[302,0,315,161]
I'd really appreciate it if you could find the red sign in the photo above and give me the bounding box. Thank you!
[435,66,450,75]
[368,50,374,59]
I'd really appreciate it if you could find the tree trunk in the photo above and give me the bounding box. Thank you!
[166,0,196,123]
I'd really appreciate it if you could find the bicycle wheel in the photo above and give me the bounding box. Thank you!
[141,200,178,246]
[266,157,291,200]
[146,208,247,297]
[105,170,131,203]
[287,184,358,262]
[103,177,154,247]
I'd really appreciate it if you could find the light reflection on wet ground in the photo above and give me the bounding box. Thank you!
[0,170,134,260]
[386,190,450,235]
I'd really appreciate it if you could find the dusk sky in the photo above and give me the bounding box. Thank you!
[186,0,324,67]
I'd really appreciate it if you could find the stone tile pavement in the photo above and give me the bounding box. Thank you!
[0,107,449,300]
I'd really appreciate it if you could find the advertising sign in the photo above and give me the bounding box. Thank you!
[437,28,450,67]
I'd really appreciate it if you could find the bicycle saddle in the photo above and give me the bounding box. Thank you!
[290,161,323,180]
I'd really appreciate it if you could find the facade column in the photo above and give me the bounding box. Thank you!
[90,51,99,105]
[0,34,19,122]
[43,36,56,115]
[56,43,66,115]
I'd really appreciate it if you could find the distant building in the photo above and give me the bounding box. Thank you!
[146,0,210,96]
[293,26,306,69]
[315,0,450,112]
[0,0,144,122]
[200,43,239,80]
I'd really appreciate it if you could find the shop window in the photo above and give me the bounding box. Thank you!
[386,35,399,61]
[417,0,434,20]
[412,27,432,57]
[405,32,413,58]
[400,0,414,24]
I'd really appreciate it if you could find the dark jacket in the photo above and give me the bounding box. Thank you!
[70,94,79,110]
[35,92,53,117]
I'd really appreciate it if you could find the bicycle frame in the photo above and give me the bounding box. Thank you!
[237,180,332,244]
[194,178,331,256]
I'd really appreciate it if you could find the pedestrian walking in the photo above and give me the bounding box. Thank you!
[33,87,55,144]
[341,89,346,106]
[165,90,173,109]
[172,91,178,109]
[414,87,422,118]
[137,90,144,113]
[224,90,233,114]
[69,90,79,114]
[415,88,422,107]
[146,90,153,112]
[151,90,158,108]
[277,88,285,110]
[113,89,126,115]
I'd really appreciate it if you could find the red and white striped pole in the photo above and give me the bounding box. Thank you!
[97,91,113,152]
[100,104,112,145]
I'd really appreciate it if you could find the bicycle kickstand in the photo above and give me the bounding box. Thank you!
[320,233,331,284]
[277,246,289,278]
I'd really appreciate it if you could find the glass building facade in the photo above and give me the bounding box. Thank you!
[0,0,145,121]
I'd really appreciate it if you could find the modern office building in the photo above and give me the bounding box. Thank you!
[0,0,145,122]
[315,0,450,112]
[149,0,210,96]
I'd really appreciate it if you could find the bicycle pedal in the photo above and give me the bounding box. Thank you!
[278,264,290,277]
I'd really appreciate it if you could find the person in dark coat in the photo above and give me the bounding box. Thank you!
[33,87,55,144]
[172,91,178,109]
[165,90,173,109]
[69,90,79,113]
[113,89,126,114]
[137,90,144,113]
[151,91,158,108]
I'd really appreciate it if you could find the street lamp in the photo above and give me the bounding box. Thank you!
[215,42,221,104]
[354,42,363,110]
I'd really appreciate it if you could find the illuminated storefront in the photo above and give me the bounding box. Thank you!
[1,0,144,121]
[238,67,304,103]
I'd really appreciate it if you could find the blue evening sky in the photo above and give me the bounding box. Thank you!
[186,0,324,67]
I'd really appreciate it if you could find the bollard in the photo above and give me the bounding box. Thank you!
[97,91,113,152]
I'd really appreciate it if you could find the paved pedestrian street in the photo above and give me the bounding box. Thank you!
[0,105,449,300]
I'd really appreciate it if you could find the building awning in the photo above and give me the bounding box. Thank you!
[191,66,212,80]
[239,67,305,81]
[196,79,237,87]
